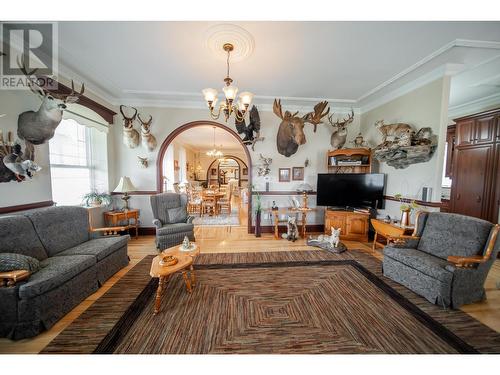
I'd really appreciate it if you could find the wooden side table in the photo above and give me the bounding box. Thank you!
[104,209,139,239]
[267,207,314,240]
[370,219,414,251]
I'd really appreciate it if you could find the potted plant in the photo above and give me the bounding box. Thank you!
[82,191,112,207]
[394,193,419,226]
[253,185,262,237]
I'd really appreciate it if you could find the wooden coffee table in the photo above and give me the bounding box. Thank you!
[149,244,200,315]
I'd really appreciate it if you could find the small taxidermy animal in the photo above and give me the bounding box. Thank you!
[317,227,341,248]
[2,144,41,182]
[375,120,413,143]
[282,216,298,242]
[137,156,148,168]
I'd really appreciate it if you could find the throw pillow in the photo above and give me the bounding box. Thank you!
[167,207,188,224]
[0,253,41,273]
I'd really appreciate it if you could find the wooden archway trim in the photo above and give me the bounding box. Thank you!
[156,120,253,232]
[206,155,248,186]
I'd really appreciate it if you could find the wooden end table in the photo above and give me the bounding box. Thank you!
[149,244,200,315]
[370,219,414,251]
[104,209,139,239]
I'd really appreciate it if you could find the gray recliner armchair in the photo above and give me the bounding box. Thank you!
[150,193,195,251]
[383,211,499,309]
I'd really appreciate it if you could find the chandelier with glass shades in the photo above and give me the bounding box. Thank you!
[202,43,254,122]
[206,126,224,158]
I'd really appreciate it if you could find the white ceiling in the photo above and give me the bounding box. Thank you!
[173,125,243,152]
[53,21,500,110]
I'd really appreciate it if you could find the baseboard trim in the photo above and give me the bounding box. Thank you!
[250,224,325,234]
[0,200,55,214]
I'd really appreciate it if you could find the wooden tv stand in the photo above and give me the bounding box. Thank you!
[324,209,369,242]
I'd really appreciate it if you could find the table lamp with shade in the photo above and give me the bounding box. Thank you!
[113,176,136,211]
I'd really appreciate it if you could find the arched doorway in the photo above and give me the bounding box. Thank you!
[206,155,248,187]
[156,121,253,231]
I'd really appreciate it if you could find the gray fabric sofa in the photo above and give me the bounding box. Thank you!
[0,206,129,340]
[383,211,500,309]
[150,193,195,251]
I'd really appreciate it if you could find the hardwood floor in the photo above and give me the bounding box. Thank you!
[1,198,499,354]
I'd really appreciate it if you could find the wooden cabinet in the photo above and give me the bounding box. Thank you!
[451,108,500,222]
[325,210,369,242]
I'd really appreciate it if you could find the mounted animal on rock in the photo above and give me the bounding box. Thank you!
[273,99,330,157]
[120,105,140,149]
[138,113,157,151]
[17,55,85,160]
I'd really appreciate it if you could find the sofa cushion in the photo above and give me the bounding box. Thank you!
[18,255,96,299]
[417,212,492,260]
[383,247,453,283]
[157,223,194,236]
[0,215,48,260]
[0,253,41,273]
[54,236,129,261]
[25,206,90,256]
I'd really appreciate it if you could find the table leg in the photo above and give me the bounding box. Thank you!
[135,215,138,239]
[154,276,166,315]
[302,212,307,238]
[372,232,378,251]
[182,271,192,293]
[274,213,279,240]
[190,264,196,287]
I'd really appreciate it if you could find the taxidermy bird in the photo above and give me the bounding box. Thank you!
[235,106,264,151]
[2,144,41,182]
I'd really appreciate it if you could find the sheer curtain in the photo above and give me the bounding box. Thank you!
[179,146,187,183]
[163,145,175,191]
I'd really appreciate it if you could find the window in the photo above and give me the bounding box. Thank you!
[49,118,108,205]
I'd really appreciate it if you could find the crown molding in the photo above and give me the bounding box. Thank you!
[359,63,464,113]
[357,39,500,103]
[447,91,500,119]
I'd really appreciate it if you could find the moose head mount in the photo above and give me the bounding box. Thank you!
[17,55,85,160]
[328,109,354,150]
[273,99,330,157]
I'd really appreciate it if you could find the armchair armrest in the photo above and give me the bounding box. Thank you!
[387,235,420,248]
[152,219,162,229]
[447,224,499,268]
[0,270,31,287]
[186,215,195,224]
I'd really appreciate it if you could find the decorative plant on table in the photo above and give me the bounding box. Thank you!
[82,191,112,207]
[253,185,262,238]
[394,193,419,226]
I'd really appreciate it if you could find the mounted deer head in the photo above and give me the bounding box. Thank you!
[17,54,85,160]
[119,105,140,149]
[273,99,329,157]
[327,109,354,150]
[138,113,157,152]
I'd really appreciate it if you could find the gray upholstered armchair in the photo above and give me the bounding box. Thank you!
[150,193,195,251]
[383,211,499,309]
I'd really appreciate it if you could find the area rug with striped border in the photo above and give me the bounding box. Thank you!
[41,250,500,354]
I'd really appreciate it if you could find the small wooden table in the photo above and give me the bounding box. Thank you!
[370,219,414,251]
[149,244,200,315]
[267,207,315,240]
[104,209,139,239]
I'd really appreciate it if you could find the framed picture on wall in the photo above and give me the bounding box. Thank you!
[292,167,304,181]
[279,168,291,182]
[211,168,217,176]
[242,167,248,176]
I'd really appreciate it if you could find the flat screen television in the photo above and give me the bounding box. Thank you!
[316,173,385,209]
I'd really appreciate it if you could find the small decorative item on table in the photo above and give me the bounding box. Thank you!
[179,235,197,253]
[159,254,178,267]
[394,193,419,227]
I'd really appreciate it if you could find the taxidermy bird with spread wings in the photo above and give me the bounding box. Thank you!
[234,106,264,151]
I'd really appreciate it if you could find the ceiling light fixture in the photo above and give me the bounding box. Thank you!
[202,43,254,122]
[206,127,224,158]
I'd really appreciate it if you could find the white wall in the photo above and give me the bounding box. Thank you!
[360,77,451,219]
[109,105,360,227]
[0,90,53,207]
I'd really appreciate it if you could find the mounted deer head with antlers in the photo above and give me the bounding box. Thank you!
[273,99,330,157]
[17,54,85,160]
[328,109,354,150]
[138,113,157,152]
[119,105,140,149]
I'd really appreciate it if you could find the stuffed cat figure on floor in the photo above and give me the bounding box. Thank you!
[281,216,298,242]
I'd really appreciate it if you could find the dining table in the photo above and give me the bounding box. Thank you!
[202,190,226,215]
